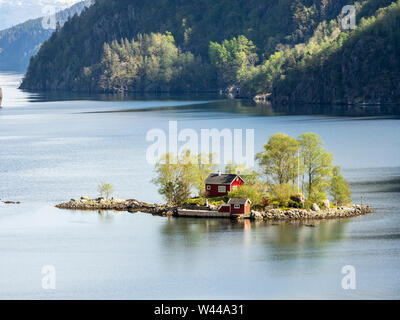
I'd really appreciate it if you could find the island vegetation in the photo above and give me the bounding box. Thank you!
[56,132,373,220]
[152,132,352,211]
[20,0,400,105]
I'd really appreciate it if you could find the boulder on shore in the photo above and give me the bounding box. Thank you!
[322,199,330,209]
[290,193,306,205]
[311,203,321,212]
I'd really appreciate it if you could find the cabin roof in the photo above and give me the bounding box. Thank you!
[228,198,251,205]
[205,173,242,185]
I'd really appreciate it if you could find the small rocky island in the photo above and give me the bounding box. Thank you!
[55,196,373,221]
[56,133,375,221]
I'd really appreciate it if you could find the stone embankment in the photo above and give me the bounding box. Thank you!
[249,205,374,221]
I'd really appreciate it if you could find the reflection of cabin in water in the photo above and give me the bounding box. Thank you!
[205,172,244,197]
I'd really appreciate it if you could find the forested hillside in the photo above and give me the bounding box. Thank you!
[247,0,400,104]
[0,0,92,72]
[20,0,400,105]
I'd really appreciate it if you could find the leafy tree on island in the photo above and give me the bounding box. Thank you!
[298,133,333,205]
[256,133,299,185]
[228,185,263,206]
[224,161,261,186]
[152,151,217,205]
[152,132,351,209]
[193,153,218,198]
[97,182,114,199]
[329,166,352,206]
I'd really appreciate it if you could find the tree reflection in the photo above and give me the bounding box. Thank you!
[159,217,350,257]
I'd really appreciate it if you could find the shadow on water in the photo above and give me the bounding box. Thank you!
[20,88,400,118]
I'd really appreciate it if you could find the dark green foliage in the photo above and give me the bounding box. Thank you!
[209,35,258,87]
[250,0,400,104]
[21,0,353,92]
[20,0,400,104]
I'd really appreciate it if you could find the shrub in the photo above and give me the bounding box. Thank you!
[271,183,297,207]
[228,185,262,206]
[262,198,271,206]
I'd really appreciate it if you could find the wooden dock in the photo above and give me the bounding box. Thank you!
[177,208,232,218]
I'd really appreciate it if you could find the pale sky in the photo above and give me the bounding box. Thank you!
[0,0,81,30]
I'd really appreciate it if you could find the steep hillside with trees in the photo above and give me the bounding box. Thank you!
[20,0,400,105]
[20,0,351,91]
[248,0,400,104]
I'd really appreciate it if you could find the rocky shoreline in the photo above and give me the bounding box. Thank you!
[249,205,374,221]
[1,199,20,204]
[55,196,373,220]
[55,197,176,216]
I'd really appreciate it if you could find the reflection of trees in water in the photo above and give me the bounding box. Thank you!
[96,210,117,223]
[160,217,349,255]
[253,219,349,252]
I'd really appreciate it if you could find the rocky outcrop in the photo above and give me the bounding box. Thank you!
[55,197,176,217]
[1,200,21,204]
[250,205,373,221]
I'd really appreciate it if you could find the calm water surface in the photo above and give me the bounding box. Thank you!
[0,73,400,299]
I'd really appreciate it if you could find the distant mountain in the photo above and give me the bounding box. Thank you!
[0,0,93,72]
[0,1,82,30]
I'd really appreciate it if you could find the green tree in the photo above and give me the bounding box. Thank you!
[224,161,261,186]
[298,133,332,203]
[152,153,180,204]
[209,35,258,86]
[227,185,262,206]
[97,182,114,199]
[152,151,199,205]
[193,153,218,197]
[256,133,299,185]
[175,150,197,203]
[329,166,352,205]
[95,32,201,93]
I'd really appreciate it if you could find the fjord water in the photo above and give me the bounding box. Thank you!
[0,72,399,299]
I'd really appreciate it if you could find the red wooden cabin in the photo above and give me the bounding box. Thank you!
[228,198,251,215]
[205,172,244,197]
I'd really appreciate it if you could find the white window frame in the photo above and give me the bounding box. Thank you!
[206,185,211,191]
[234,204,241,209]
[218,186,226,193]
[232,185,238,191]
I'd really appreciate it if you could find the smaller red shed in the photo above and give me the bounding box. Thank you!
[228,198,251,215]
